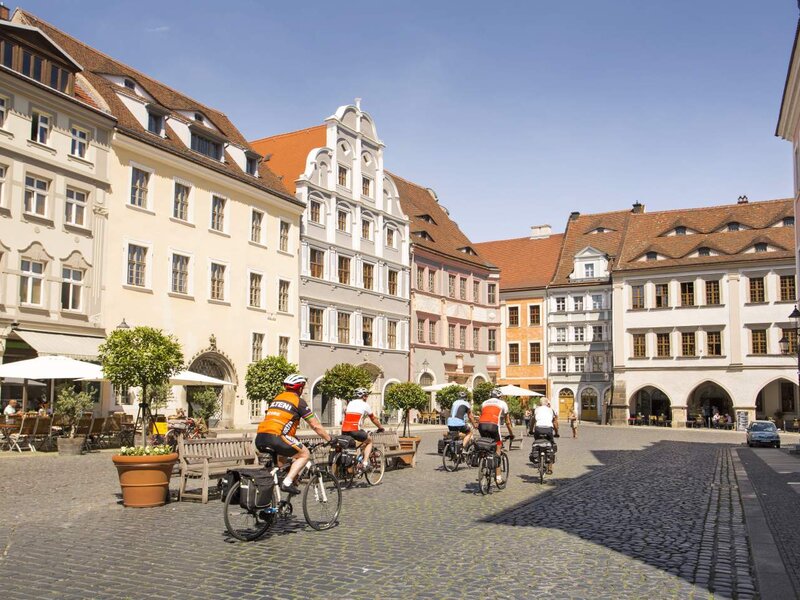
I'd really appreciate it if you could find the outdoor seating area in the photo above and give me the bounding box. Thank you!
[416,410,445,424]
[0,412,134,453]
[628,414,672,427]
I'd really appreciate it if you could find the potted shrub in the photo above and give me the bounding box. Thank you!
[54,385,95,455]
[189,387,221,435]
[385,383,427,464]
[100,326,183,508]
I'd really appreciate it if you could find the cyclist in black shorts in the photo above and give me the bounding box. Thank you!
[446,390,478,449]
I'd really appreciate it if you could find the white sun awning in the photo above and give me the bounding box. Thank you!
[14,330,104,360]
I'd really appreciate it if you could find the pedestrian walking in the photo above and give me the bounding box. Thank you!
[523,408,532,434]
[568,408,578,438]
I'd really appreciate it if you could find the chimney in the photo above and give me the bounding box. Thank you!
[354,97,362,110]
[529,224,552,239]
[569,211,581,221]
[631,201,644,214]
[737,195,748,204]
[0,4,9,21]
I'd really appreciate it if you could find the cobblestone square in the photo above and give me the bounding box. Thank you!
[0,425,791,599]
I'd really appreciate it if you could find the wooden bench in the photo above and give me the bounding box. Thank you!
[178,435,257,503]
[372,430,418,468]
[505,428,523,451]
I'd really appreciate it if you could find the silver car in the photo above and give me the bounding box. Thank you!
[746,420,781,448]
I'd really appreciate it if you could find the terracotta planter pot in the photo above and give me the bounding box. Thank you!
[112,453,178,508]
[397,436,421,466]
[57,436,85,456]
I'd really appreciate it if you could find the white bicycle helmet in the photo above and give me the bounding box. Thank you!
[283,374,307,393]
[489,387,503,399]
[353,387,369,399]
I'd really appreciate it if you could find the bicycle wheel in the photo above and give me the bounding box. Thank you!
[538,456,545,484]
[442,443,458,472]
[497,452,509,490]
[223,482,273,541]
[302,471,342,531]
[365,447,385,485]
[478,457,491,495]
[333,455,355,489]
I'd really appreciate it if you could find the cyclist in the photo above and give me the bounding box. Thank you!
[447,390,478,450]
[341,387,384,470]
[530,397,559,474]
[478,388,514,485]
[255,374,332,495]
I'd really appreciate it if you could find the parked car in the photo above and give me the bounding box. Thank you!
[746,420,781,448]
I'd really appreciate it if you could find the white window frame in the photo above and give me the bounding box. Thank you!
[24,174,49,217]
[129,163,153,211]
[507,304,521,327]
[385,225,397,249]
[0,164,7,209]
[250,208,265,245]
[64,187,88,227]
[0,94,8,127]
[337,164,350,189]
[124,240,152,289]
[308,247,326,279]
[168,250,193,296]
[362,261,375,291]
[508,342,520,365]
[591,294,603,310]
[573,326,585,342]
[69,125,90,159]
[19,258,46,306]
[172,178,193,223]
[208,259,229,302]
[361,175,373,198]
[574,356,585,372]
[277,279,292,314]
[60,266,83,312]
[556,356,567,373]
[210,194,228,233]
[308,198,323,225]
[361,216,374,241]
[556,327,567,343]
[528,342,541,365]
[251,332,265,362]
[584,263,595,278]
[247,269,265,309]
[361,314,375,347]
[336,205,351,234]
[31,110,51,145]
[279,220,291,253]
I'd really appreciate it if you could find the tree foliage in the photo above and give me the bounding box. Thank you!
[317,363,373,400]
[190,387,221,424]
[505,395,524,420]
[472,381,496,412]
[435,384,471,411]
[245,356,299,404]
[55,384,96,438]
[385,382,428,436]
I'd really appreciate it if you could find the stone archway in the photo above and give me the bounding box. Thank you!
[630,386,671,424]
[188,347,237,428]
[755,378,798,424]
[688,381,733,427]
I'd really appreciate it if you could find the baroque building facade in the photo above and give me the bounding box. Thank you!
[251,103,411,425]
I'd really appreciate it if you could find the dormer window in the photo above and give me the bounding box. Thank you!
[49,65,69,93]
[194,112,204,123]
[190,133,223,160]
[727,222,740,232]
[698,247,711,257]
[459,246,477,256]
[675,226,687,235]
[1,39,13,68]
[414,231,434,242]
[246,156,258,176]
[584,263,595,278]
[593,227,606,234]
[147,112,163,136]
[645,251,658,261]
[123,78,135,90]
[754,243,768,253]
[784,217,794,227]
[419,214,437,225]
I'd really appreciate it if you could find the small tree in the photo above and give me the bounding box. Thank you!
[436,384,470,412]
[99,326,184,447]
[472,381,496,412]
[245,356,299,407]
[189,387,221,427]
[55,384,95,438]
[385,382,427,437]
[317,363,373,402]
[506,396,524,423]
[146,382,173,416]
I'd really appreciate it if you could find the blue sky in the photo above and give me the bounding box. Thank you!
[21,0,799,241]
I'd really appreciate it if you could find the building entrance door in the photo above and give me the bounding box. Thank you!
[558,389,574,420]
[581,388,599,422]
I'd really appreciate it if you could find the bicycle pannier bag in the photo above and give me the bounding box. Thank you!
[336,436,356,450]
[474,437,497,453]
[219,470,241,503]
[239,472,274,510]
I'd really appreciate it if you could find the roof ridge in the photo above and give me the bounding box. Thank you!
[250,124,327,144]
[385,170,432,190]
[630,197,792,218]
[474,233,565,245]
[16,9,231,119]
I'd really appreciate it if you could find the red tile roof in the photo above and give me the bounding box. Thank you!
[250,125,327,195]
[474,234,564,291]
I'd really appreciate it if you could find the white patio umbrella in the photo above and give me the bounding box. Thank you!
[169,370,233,386]
[421,383,452,392]
[496,384,544,397]
[0,356,104,411]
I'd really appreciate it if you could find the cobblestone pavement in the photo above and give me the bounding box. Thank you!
[0,425,769,599]
[737,447,800,596]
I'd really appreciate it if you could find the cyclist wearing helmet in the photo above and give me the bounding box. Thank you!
[447,390,478,449]
[341,387,384,470]
[478,387,514,485]
[255,374,332,495]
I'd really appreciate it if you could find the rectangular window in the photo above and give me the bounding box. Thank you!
[573,296,584,311]
[387,321,398,350]
[592,325,603,341]
[249,272,262,308]
[211,196,226,231]
[574,357,585,372]
[70,126,89,158]
[555,296,565,311]
[361,176,372,197]
[655,283,669,308]
[592,294,602,310]
[171,254,189,295]
[309,308,323,341]
[416,267,424,290]
[130,168,149,208]
[473,328,480,350]
[508,344,520,365]
[556,357,567,373]
[362,263,374,290]
[632,334,646,358]
[706,280,721,305]
[385,228,395,248]
[278,280,290,313]
[529,304,541,325]
[488,329,497,352]
[573,326,585,342]
[680,282,695,306]
[508,306,519,327]
[24,175,48,216]
[448,274,456,298]
[681,332,696,356]
[338,312,351,344]
[782,328,798,354]
[250,210,263,244]
[210,263,226,301]
[584,263,595,278]
[488,284,497,304]
[1,41,12,69]
[529,342,541,364]
[780,275,796,302]
[246,156,258,176]
[338,165,349,188]
[309,200,321,224]
[656,333,671,357]
[459,325,467,350]
[707,331,722,356]
[591,355,603,372]
[337,209,349,232]
[60,267,82,311]
[417,319,425,343]
[30,111,49,144]
[309,248,324,279]
[0,96,7,126]
[556,327,567,343]
[388,269,398,295]
[429,321,437,344]
[782,382,796,413]
[251,333,264,362]
[631,285,644,309]
[338,256,351,285]
[749,277,765,303]
[190,133,222,160]
[64,188,87,227]
[428,270,436,293]
[751,329,767,355]
[362,316,373,346]
[279,221,290,252]
[147,112,163,136]
[126,245,147,287]
[172,183,190,222]
[473,281,480,303]
[459,277,467,300]
[49,64,68,92]
[448,324,456,348]
[278,337,289,359]
[361,219,372,240]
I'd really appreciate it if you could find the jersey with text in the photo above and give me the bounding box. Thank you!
[257,391,314,436]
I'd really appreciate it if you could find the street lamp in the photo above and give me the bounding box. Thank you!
[116,318,130,330]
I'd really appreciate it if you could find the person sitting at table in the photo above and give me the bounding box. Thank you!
[37,401,49,416]
[712,410,720,428]
[3,399,21,419]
